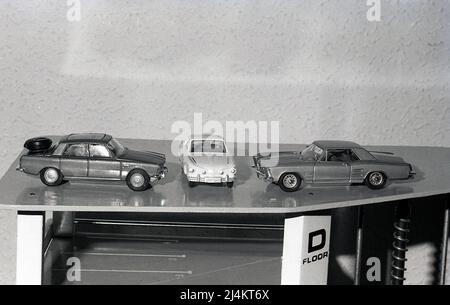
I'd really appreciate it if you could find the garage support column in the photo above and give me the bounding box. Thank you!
[281,215,331,285]
[16,211,45,285]
[354,206,364,285]
[439,198,449,285]
[53,212,74,237]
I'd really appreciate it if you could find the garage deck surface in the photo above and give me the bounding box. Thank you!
[0,138,449,213]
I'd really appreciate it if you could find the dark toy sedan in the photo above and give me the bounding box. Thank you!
[17,133,167,191]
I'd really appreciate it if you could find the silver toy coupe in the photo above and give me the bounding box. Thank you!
[253,140,415,192]
[17,133,168,191]
[179,135,236,188]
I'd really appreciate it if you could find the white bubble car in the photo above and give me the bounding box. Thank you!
[179,135,236,188]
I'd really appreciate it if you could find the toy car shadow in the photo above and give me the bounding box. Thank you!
[17,183,166,208]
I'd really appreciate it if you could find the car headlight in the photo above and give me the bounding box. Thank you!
[188,168,195,173]
[219,170,224,175]
[230,168,237,174]
[202,170,207,175]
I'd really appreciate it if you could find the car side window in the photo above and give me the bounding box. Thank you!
[63,144,89,157]
[353,148,376,160]
[317,151,326,161]
[326,149,350,162]
[90,144,111,158]
[349,150,360,162]
[53,144,67,156]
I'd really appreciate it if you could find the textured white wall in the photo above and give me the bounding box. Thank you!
[0,0,449,284]
[0,210,16,285]
[0,0,449,178]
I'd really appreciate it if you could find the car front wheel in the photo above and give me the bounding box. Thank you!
[40,168,64,186]
[365,171,387,189]
[126,169,151,191]
[279,172,302,192]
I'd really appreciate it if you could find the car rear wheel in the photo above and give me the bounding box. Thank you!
[226,182,234,188]
[279,172,302,192]
[126,169,151,191]
[40,168,64,186]
[365,171,387,189]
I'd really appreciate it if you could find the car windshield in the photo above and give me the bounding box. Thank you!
[301,144,324,161]
[191,140,227,154]
[107,138,126,156]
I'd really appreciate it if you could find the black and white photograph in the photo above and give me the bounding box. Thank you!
[0,0,449,291]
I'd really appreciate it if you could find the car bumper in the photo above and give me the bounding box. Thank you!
[186,174,235,184]
[151,167,168,182]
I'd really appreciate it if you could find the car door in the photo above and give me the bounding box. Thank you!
[60,143,89,177]
[88,144,121,179]
[314,149,351,183]
[348,149,365,182]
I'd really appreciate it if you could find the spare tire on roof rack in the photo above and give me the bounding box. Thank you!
[24,137,53,153]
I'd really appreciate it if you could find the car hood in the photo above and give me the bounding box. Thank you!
[189,155,235,170]
[259,151,308,167]
[370,152,405,164]
[119,149,166,165]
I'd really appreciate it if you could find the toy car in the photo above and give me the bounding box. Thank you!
[253,140,415,192]
[179,135,236,188]
[17,133,168,191]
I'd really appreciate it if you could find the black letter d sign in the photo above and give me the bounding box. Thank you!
[308,229,326,253]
